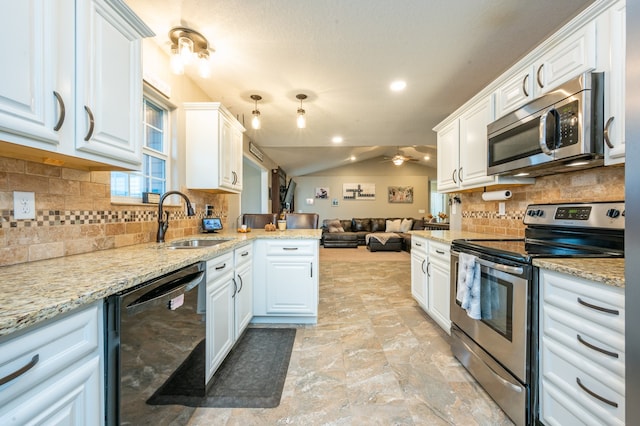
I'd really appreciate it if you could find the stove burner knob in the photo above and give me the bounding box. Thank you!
[606,208,621,218]
[536,209,544,217]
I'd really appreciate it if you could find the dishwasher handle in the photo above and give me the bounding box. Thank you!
[125,271,204,315]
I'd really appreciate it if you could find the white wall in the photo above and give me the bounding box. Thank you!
[292,158,436,224]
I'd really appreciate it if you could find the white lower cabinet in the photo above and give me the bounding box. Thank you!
[410,236,451,334]
[539,269,625,426]
[234,243,253,337]
[204,245,255,382]
[0,302,104,425]
[428,241,451,333]
[410,236,428,311]
[205,252,235,383]
[253,239,319,324]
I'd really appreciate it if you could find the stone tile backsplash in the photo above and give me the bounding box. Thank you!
[0,156,229,266]
[460,166,625,237]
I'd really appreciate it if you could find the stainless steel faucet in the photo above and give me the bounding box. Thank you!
[157,191,196,242]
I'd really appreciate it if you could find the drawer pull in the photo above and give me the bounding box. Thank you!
[576,377,618,408]
[215,263,227,270]
[577,334,619,358]
[435,249,445,255]
[282,247,299,251]
[0,354,40,386]
[241,251,249,257]
[415,242,422,247]
[577,297,619,315]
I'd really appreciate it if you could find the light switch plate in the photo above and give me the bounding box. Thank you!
[14,191,36,220]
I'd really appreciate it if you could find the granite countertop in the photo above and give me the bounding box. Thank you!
[410,230,625,288]
[0,229,321,338]
[533,258,625,288]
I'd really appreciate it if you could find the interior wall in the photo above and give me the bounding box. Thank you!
[293,159,436,224]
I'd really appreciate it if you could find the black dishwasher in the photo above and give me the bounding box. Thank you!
[105,261,206,425]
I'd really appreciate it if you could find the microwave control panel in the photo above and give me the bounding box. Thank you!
[557,100,579,147]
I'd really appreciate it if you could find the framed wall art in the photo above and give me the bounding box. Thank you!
[342,183,375,200]
[388,186,413,203]
[315,187,329,199]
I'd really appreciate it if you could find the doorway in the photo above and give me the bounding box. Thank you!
[241,155,268,214]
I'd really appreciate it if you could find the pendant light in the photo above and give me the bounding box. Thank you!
[250,94,262,129]
[296,94,307,128]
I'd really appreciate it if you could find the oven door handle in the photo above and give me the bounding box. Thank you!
[475,257,524,275]
[452,328,523,393]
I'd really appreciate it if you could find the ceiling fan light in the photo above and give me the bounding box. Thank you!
[392,157,404,166]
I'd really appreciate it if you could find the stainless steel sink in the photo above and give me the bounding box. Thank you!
[167,239,230,249]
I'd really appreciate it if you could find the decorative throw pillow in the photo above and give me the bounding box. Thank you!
[400,218,413,233]
[385,219,402,232]
[327,219,344,233]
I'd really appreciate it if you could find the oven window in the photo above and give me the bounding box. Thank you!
[479,270,513,340]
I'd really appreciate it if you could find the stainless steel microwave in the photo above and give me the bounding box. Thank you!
[487,72,604,177]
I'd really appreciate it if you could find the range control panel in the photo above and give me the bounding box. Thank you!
[524,202,625,229]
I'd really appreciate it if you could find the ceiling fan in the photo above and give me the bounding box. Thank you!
[382,147,419,166]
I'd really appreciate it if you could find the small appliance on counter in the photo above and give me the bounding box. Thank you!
[202,217,223,233]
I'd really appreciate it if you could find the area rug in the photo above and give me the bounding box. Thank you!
[147,327,296,408]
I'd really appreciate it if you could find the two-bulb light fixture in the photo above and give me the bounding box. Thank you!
[250,95,262,129]
[296,94,307,128]
[168,27,213,78]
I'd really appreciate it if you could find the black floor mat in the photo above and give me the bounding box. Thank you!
[147,328,296,408]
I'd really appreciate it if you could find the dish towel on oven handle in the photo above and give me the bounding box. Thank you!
[456,252,481,320]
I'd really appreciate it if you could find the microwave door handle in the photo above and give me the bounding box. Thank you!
[538,108,555,156]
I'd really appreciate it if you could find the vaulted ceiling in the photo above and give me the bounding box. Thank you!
[125,0,594,176]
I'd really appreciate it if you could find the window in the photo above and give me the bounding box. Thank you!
[111,91,172,202]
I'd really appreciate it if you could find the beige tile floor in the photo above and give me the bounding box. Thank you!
[188,248,513,425]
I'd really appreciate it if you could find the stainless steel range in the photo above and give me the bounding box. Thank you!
[449,201,624,426]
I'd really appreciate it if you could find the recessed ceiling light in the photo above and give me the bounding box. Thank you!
[332,136,343,143]
[350,155,356,161]
[390,80,407,92]
[423,155,430,161]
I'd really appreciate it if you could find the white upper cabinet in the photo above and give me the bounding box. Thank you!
[496,21,597,119]
[185,102,246,193]
[0,0,153,170]
[603,0,626,165]
[436,94,533,193]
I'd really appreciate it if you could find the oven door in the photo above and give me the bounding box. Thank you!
[450,250,530,382]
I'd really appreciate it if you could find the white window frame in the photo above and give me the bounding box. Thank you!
[111,85,176,204]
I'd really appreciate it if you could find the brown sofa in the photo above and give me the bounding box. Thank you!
[321,217,425,251]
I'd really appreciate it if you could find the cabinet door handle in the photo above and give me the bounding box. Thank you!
[310,262,313,278]
[53,91,65,131]
[215,263,227,270]
[604,116,615,149]
[577,334,619,358]
[231,278,237,298]
[421,259,426,274]
[522,74,529,97]
[83,105,95,141]
[458,167,463,183]
[452,169,457,184]
[0,354,39,386]
[577,297,619,315]
[576,377,618,408]
[536,64,545,88]
[426,261,431,277]
[237,274,243,293]
[283,247,298,251]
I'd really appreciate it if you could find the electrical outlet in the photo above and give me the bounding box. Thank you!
[14,191,36,220]
[499,202,506,216]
